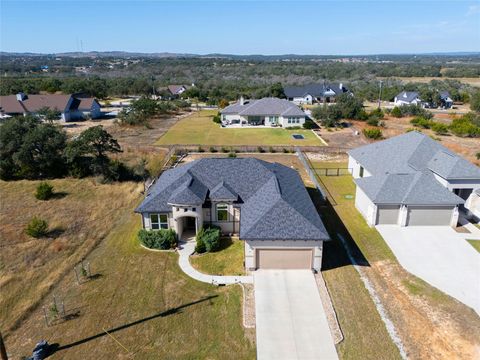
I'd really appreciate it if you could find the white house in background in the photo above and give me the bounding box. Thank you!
[220,97,306,128]
[135,158,330,271]
[394,91,422,106]
[348,131,480,227]
[284,83,351,105]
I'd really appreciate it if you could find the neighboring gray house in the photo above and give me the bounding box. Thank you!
[439,91,454,109]
[348,131,480,227]
[284,83,351,105]
[394,91,422,106]
[135,158,329,271]
[220,97,306,128]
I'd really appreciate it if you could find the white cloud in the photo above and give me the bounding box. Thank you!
[467,4,480,16]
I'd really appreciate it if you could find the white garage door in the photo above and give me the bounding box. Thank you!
[407,206,454,226]
[256,249,313,269]
[376,205,401,224]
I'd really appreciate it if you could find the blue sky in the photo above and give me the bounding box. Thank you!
[1,0,479,54]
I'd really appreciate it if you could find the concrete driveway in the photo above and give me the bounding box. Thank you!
[376,225,480,314]
[254,270,338,360]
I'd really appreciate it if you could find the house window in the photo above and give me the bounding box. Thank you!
[359,166,364,178]
[192,207,196,212]
[216,203,228,221]
[150,214,169,230]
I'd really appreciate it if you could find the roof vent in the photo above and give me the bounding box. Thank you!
[16,92,27,101]
[239,96,245,106]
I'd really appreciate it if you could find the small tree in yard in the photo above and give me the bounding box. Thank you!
[26,217,49,238]
[195,226,221,253]
[37,107,62,122]
[391,106,402,118]
[35,182,54,200]
[363,128,383,140]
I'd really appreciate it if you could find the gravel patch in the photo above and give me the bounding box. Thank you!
[241,283,256,328]
[315,273,344,344]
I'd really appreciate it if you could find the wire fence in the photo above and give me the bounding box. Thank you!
[313,168,352,176]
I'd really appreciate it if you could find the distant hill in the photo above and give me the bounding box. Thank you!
[1,51,479,60]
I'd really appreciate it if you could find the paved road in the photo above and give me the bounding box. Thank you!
[254,270,338,360]
[377,225,480,314]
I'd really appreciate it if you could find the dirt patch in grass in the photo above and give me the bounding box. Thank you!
[191,237,245,276]
[0,179,142,336]
[3,196,255,359]
[155,110,324,146]
[310,159,480,359]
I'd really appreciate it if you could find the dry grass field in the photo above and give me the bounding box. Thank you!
[0,179,142,335]
[3,196,255,359]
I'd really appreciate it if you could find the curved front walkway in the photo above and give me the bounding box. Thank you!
[177,240,253,285]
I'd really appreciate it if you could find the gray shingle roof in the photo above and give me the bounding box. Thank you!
[135,158,329,241]
[349,131,480,205]
[221,98,305,117]
[283,83,349,98]
[395,91,420,103]
[348,131,480,179]
[355,172,464,205]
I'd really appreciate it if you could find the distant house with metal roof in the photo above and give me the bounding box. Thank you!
[135,158,329,271]
[393,91,422,106]
[284,83,351,105]
[0,93,101,121]
[220,97,306,127]
[348,131,480,227]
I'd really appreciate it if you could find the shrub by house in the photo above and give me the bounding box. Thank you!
[138,228,177,250]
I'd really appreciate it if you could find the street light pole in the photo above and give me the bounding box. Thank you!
[0,330,8,360]
[378,80,383,109]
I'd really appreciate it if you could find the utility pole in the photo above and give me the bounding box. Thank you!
[0,330,8,360]
[151,76,156,99]
[378,80,383,109]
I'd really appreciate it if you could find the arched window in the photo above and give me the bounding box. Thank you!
[216,203,228,221]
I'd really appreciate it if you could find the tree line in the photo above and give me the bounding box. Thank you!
[0,116,145,181]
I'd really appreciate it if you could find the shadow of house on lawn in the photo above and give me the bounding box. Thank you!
[306,187,370,271]
[53,295,218,353]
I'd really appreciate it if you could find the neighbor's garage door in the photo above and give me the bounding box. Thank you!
[256,249,313,269]
[406,206,454,226]
[376,205,401,225]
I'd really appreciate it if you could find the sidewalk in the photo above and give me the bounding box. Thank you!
[177,240,253,285]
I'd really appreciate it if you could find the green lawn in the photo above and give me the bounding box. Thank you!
[467,239,480,252]
[5,193,255,359]
[156,110,324,146]
[306,187,401,360]
[190,237,245,276]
